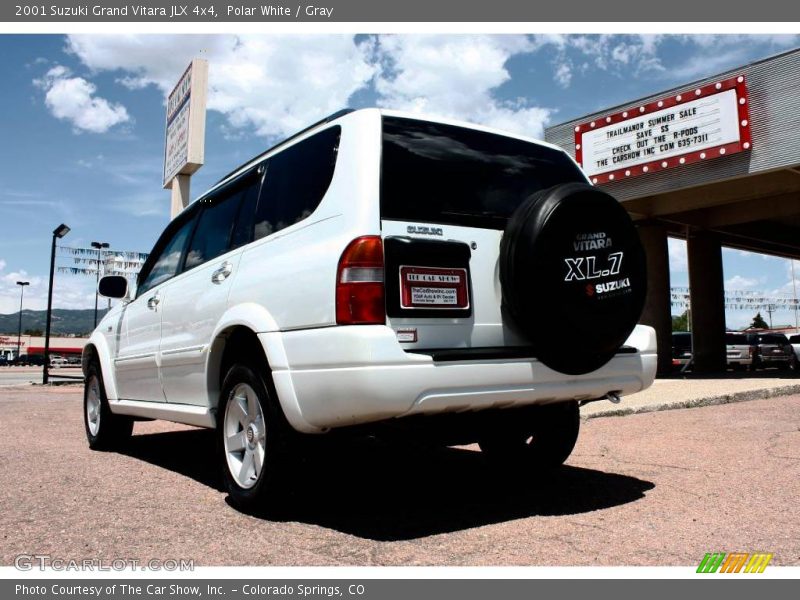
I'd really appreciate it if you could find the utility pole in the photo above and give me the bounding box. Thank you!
[766,304,776,329]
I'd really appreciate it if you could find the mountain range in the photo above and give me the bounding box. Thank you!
[0,308,108,337]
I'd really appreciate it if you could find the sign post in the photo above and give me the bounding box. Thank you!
[163,58,208,219]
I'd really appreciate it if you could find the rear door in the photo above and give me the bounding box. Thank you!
[379,116,588,352]
[159,168,262,406]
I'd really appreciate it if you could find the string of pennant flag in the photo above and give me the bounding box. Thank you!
[56,245,150,280]
[671,287,800,310]
[59,246,150,261]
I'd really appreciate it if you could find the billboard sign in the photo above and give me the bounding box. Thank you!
[163,59,208,188]
[575,75,751,184]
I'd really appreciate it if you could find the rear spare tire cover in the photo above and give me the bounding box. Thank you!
[500,182,646,375]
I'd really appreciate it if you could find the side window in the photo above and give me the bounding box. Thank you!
[230,174,261,250]
[253,126,340,240]
[185,170,261,271]
[138,215,196,296]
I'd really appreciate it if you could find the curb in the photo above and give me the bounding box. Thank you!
[584,383,800,419]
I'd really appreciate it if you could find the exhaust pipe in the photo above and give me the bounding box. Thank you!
[580,391,622,407]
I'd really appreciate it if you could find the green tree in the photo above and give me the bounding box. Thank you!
[672,310,690,332]
[23,328,43,336]
[750,312,768,329]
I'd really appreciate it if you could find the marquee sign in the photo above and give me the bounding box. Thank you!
[575,75,751,184]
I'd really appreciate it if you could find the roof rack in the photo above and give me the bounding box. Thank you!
[213,108,355,186]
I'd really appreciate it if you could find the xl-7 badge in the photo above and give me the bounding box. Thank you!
[564,252,624,282]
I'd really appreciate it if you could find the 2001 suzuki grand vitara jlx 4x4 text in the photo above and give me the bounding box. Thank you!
[83,109,657,509]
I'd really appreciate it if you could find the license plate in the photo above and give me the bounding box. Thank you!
[400,266,469,309]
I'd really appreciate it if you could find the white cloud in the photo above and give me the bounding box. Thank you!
[373,35,551,138]
[529,35,666,90]
[66,34,554,140]
[0,266,97,314]
[34,65,130,134]
[668,237,688,273]
[67,34,377,140]
[725,275,762,289]
[0,259,6,272]
[554,61,572,88]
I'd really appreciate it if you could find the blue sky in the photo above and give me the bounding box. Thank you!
[0,33,799,329]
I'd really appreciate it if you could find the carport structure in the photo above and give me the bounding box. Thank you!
[545,48,800,374]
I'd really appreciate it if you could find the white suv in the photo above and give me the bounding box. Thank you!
[84,109,657,509]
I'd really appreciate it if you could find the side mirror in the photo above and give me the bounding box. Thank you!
[98,275,129,300]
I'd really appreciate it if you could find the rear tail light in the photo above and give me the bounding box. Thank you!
[336,236,385,325]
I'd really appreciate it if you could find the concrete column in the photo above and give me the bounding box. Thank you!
[637,224,673,375]
[687,230,727,372]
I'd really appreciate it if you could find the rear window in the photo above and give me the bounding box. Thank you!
[381,117,586,230]
[253,126,340,240]
[672,333,692,348]
[725,333,746,345]
[790,335,800,343]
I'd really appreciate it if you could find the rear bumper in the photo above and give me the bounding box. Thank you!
[264,324,658,433]
[757,355,792,364]
[727,357,753,366]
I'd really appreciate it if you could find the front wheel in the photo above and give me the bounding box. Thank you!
[218,364,295,512]
[479,401,580,470]
[84,362,133,450]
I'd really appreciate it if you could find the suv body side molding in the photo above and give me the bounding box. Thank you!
[109,399,215,428]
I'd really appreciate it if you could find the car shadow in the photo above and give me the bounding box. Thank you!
[120,429,654,542]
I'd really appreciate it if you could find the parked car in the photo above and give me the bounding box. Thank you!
[13,354,44,366]
[49,356,68,368]
[746,333,795,370]
[82,109,657,510]
[66,355,82,365]
[725,332,755,370]
[0,356,8,367]
[789,334,800,363]
[672,332,692,369]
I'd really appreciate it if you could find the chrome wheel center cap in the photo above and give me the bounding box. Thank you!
[246,423,257,447]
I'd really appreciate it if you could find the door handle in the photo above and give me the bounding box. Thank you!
[147,295,160,310]
[212,261,233,284]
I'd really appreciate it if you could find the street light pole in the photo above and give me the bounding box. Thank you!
[91,241,110,328]
[16,281,29,361]
[43,224,70,385]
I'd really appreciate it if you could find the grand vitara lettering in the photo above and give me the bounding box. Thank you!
[575,75,752,183]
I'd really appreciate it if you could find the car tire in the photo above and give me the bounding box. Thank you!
[500,183,647,375]
[84,362,134,450]
[479,401,580,471]
[218,364,296,512]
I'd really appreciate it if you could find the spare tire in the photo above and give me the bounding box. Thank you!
[500,182,646,375]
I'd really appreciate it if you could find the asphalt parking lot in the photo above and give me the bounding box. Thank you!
[0,384,798,566]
